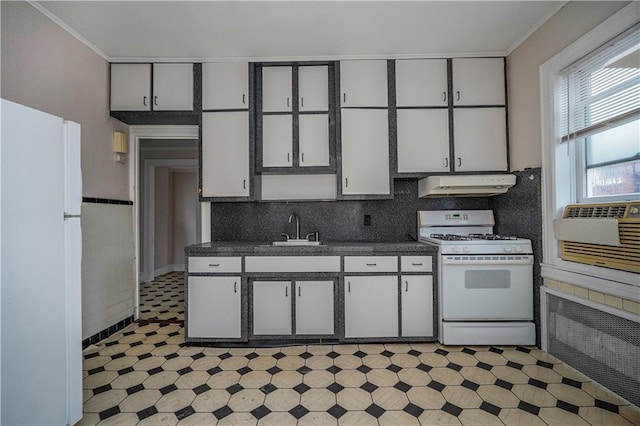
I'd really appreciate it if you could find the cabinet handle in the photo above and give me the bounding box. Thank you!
[154,96,158,106]
[143,96,148,106]
[208,263,220,267]
[458,157,462,167]
[456,91,461,101]
[345,177,348,187]
[301,152,304,163]
[234,282,237,293]
[405,281,409,292]
[444,158,448,168]
[411,263,423,266]
[442,92,447,102]
[301,97,304,108]
[242,94,246,104]
[366,263,377,266]
[243,179,246,189]
[343,93,346,104]
[348,281,351,292]
[298,286,301,297]
[285,287,288,297]
[287,153,290,163]
[287,97,290,108]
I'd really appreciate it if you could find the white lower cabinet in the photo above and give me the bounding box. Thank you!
[295,281,334,335]
[187,276,241,338]
[253,281,292,335]
[344,276,398,338]
[401,275,433,337]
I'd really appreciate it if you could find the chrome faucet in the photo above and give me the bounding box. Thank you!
[288,213,300,240]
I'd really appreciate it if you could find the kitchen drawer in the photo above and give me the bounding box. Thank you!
[344,256,398,273]
[401,256,432,272]
[245,256,340,273]
[188,256,242,273]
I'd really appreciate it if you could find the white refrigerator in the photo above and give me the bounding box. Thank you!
[1,99,83,425]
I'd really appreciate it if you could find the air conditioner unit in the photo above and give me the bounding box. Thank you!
[553,201,640,273]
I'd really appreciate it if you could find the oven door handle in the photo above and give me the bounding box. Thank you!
[441,255,533,265]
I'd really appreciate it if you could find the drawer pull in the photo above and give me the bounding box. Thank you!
[411,263,423,266]
[366,263,377,266]
[208,263,220,267]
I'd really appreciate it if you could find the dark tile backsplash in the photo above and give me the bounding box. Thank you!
[210,180,489,242]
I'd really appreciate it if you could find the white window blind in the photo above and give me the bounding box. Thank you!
[556,23,640,143]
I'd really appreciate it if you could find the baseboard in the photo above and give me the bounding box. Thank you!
[82,315,134,349]
[153,264,184,278]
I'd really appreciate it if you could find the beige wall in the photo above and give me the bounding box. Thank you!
[507,1,629,171]
[172,172,198,265]
[154,167,173,272]
[1,2,128,199]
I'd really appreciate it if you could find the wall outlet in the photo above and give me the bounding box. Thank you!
[364,214,371,226]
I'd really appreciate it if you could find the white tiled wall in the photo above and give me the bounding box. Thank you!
[81,203,135,339]
[546,279,640,316]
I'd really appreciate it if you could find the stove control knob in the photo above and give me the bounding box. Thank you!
[462,246,470,253]
[515,245,524,253]
[504,245,513,253]
[451,246,460,253]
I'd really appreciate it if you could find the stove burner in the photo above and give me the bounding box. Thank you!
[430,233,473,241]
[468,233,518,241]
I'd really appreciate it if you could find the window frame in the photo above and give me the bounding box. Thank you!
[540,3,639,297]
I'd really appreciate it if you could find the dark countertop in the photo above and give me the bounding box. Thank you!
[186,241,439,255]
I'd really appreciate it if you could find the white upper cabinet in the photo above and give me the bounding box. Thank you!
[453,108,508,171]
[397,109,450,173]
[395,59,448,107]
[299,114,330,167]
[299,66,329,111]
[341,109,390,195]
[452,58,505,106]
[110,63,151,111]
[340,60,388,107]
[262,66,292,112]
[201,111,250,198]
[152,63,193,111]
[202,62,248,110]
[262,115,293,168]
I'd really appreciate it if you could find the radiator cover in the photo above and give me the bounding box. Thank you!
[546,293,639,406]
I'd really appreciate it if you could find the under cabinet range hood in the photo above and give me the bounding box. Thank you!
[418,174,516,197]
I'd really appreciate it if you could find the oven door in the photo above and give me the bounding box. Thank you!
[441,254,533,320]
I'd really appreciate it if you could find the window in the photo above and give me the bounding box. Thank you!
[556,23,640,202]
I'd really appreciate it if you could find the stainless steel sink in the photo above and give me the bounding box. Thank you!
[271,239,322,246]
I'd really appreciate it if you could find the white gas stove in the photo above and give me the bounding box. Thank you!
[418,210,536,346]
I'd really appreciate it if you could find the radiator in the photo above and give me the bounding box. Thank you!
[545,292,639,406]
[555,201,640,273]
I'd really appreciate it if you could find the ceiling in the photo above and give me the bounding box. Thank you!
[35,1,564,62]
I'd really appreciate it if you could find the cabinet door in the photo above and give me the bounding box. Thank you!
[295,281,334,335]
[253,281,292,335]
[202,62,248,110]
[397,109,450,173]
[152,63,193,111]
[340,60,388,107]
[341,109,390,195]
[299,66,328,111]
[263,67,292,112]
[299,114,330,167]
[396,59,448,107]
[344,276,398,338]
[452,58,505,106]
[110,63,151,111]
[262,115,293,167]
[453,108,508,172]
[201,111,250,197]
[188,276,241,338]
[401,276,433,337]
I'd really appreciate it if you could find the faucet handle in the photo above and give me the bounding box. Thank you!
[280,233,290,241]
[306,231,319,242]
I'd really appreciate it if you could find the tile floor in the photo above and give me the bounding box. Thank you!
[138,272,184,322]
[78,273,640,425]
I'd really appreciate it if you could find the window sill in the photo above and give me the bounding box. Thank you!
[541,259,639,302]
